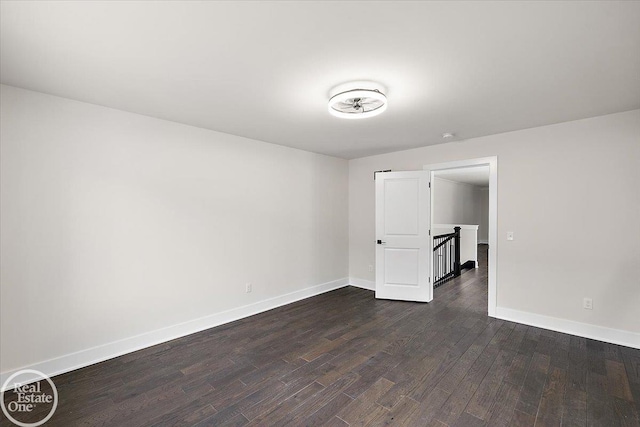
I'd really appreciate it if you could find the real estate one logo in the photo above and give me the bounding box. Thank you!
[1,369,58,427]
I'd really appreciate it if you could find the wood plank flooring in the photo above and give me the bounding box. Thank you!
[3,246,639,426]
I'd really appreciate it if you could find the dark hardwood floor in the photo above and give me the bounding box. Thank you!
[3,245,639,426]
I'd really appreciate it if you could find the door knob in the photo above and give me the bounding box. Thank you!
[377,240,387,245]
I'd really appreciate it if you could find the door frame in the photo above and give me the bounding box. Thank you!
[423,156,498,317]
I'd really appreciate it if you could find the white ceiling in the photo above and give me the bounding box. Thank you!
[435,166,490,187]
[2,1,639,159]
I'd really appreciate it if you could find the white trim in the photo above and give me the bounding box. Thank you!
[349,277,376,291]
[0,277,349,389]
[424,156,498,317]
[433,176,487,188]
[424,157,498,171]
[495,307,640,350]
[433,224,479,230]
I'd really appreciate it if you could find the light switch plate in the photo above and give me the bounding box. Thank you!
[507,232,514,241]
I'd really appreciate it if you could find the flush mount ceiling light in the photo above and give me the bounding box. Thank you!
[328,83,387,119]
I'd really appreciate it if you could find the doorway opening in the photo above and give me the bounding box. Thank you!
[431,165,488,286]
[424,157,497,316]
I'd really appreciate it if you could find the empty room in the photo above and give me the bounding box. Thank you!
[1,1,639,426]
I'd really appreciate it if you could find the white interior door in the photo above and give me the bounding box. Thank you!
[375,171,431,302]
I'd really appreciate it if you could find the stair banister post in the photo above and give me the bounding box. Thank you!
[454,227,461,277]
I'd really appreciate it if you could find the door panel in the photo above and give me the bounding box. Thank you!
[384,179,419,235]
[375,171,431,302]
[384,248,419,286]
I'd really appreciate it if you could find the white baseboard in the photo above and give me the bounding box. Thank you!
[0,277,349,389]
[495,306,640,350]
[349,277,375,291]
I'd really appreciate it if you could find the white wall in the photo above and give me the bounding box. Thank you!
[478,188,489,243]
[0,85,349,375]
[432,176,486,227]
[349,109,640,337]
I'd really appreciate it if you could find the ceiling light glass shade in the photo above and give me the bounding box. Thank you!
[328,88,387,119]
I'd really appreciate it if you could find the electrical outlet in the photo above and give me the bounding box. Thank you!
[246,283,252,293]
[583,297,593,310]
[368,264,374,272]
[507,232,514,241]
